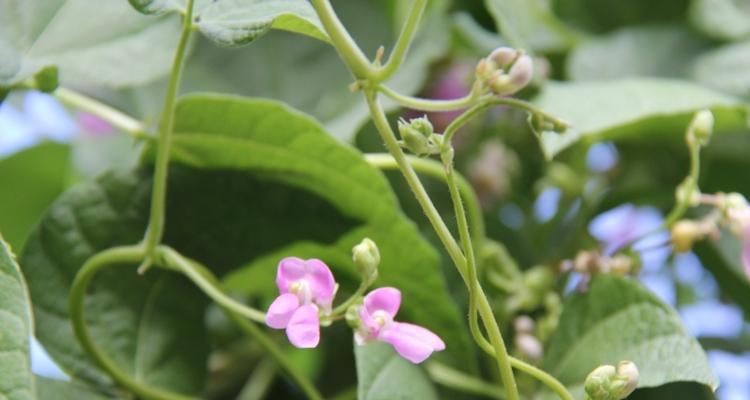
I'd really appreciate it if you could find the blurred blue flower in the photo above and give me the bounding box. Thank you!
[709,351,750,400]
[586,142,618,173]
[534,187,562,223]
[680,301,744,338]
[639,271,676,306]
[0,91,76,156]
[499,203,525,230]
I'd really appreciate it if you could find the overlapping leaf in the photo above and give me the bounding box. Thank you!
[355,342,438,400]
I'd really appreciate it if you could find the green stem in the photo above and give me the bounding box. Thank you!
[236,357,277,400]
[364,89,519,400]
[225,312,325,400]
[378,82,481,112]
[69,245,197,400]
[158,246,266,323]
[372,0,427,82]
[443,96,568,144]
[309,0,373,79]
[426,362,504,399]
[364,152,485,248]
[664,142,701,227]
[142,0,195,260]
[330,278,371,317]
[54,87,146,138]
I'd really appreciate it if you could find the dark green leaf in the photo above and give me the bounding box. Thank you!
[542,275,717,398]
[0,0,181,88]
[355,342,438,400]
[170,93,476,370]
[0,142,70,252]
[531,78,749,158]
[689,0,750,41]
[0,236,34,400]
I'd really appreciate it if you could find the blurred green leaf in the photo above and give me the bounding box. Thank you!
[169,94,476,369]
[355,342,438,400]
[567,25,709,81]
[689,0,750,41]
[0,236,34,400]
[553,0,688,33]
[0,0,181,87]
[691,40,750,97]
[531,78,749,158]
[542,275,717,399]
[694,235,750,320]
[0,142,70,251]
[484,0,578,53]
[630,381,716,400]
[36,377,112,399]
[128,0,330,45]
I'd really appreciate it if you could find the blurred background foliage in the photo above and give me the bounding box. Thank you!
[2,0,750,399]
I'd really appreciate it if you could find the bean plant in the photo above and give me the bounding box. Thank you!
[1,0,748,400]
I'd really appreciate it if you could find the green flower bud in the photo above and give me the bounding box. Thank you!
[345,304,362,330]
[688,109,714,147]
[671,220,703,253]
[611,361,639,399]
[476,47,534,96]
[585,365,617,400]
[353,238,380,282]
[398,117,439,156]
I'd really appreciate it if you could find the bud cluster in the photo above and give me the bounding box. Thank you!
[397,116,442,156]
[475,47,533,96]
[569,249,640,277]
[584,361,639,400]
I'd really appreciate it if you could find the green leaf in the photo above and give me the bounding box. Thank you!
[694,236,750,320]
[542,275,717,399]
[484,0,578,53]
[355,342,438,400]
[0,142,70,251]
[127,0,330,45]
[567,25,709,81]
[531,78,749,158]
[0,236,34,400]
[20,169,210,393]
[171,93,476,369]
[691,40,750,97]
[35,377,111,400]
[689,0,750,41]
[0,0,181,88]
[552,0,687,33]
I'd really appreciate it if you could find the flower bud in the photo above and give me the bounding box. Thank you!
[476,47,533,96]
[507,54,533,91]
[584,361,639,400]
[688,109,714,147]
[353,238,380,282]
[671,220,702,253]
[489,47,518,68]
[515,333,543,361]
[611,361,639,399]
[398,117,439,156]
[585,365,617,400]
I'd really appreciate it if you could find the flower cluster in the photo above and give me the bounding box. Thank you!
[265,243,445,364]
[475,47,533,96]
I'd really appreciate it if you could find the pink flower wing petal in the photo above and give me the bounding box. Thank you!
[265,293,300,329]
[305,258,336,304]
[276,257,307,293]
[380,325,436,364]
[364,287,401,318]
[390,322,445,351]
[286,304,320,348]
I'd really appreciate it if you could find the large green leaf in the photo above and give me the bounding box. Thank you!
[35,377,111,400]
[689,0,750,41]
[0,236,34,400]
[567,25,709,81]
[0,142,70,251]
[542,275,717,399]
[171,93,475,369]
[531,78,749,158]
[128,0,329,45]
[0,0,180,88]
[691,40,750,97]
[484,0,578,53]
[20,169,211,393]
[355,342,438,400]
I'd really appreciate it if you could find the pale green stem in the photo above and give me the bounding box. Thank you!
[426,362,504,399]
[363,89,519,400]
[142,0,195,261]
[378,82,482,112]
[54,87,146,138]
[372,0,427,82]
[236,357,277,400]
[224,312,325,400]
[664,142,701,227]
[158,246,266,323]
[443,96,569,144]
[309,0,373,79]
[330,277,372,317]
[69,245,197,400]
[364,152,485,248]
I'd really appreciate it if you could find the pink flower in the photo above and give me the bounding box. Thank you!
[727,202,750,280]
[354,287,445,363]
[265,257,337,348]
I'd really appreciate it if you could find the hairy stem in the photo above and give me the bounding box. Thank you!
[69,245,197,400]
[142,0,195,260]
[372,0,427,82]
[54,87,146,137]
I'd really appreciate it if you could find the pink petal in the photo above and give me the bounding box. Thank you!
[389,322,445,351]
[286,304,320,348]
[364,287,401,318]
[276,257,307,293]
[265,293,300,329]
[380,324,438,364]
[305,259,336,305]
